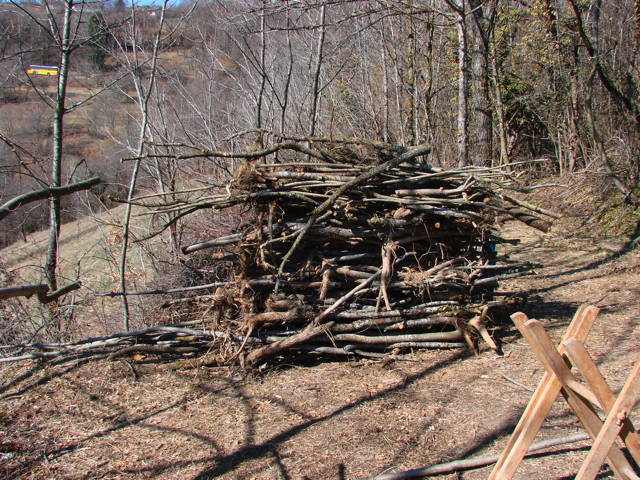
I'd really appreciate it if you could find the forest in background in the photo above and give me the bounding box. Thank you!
[1,0,640,341]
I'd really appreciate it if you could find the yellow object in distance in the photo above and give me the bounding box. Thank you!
[26,65,59,76]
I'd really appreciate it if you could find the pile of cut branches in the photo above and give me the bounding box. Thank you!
[1,140,555,367]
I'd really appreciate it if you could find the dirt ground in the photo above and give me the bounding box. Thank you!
[1,210,640,479]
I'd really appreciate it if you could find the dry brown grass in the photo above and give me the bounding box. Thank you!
[0,203,168,341]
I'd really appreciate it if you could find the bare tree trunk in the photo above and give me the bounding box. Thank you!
[469,0,493,166]
[280,7,293,134]
[257,0,267,132]
[581,0,639,205]
[538,0,583,172]
[388,19,406,145]
[588,0,602,48]
[490,52,509,166]
[541,0,559,37]
[636,0,640,52]
[566,46,582,172]
[45,0,74,292]
[381,23,390,143]
[421,12,436,151]
[538,0,562,109]
[406,1,419,145]
[568,0,640,124]
[486,0,507,167]
[309,3,327,136]
[119,0,169,331]
[455,2,470,167]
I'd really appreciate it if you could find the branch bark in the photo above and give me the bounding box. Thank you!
[274,144,431,290]
[367,433,590,479]
[118,0,169,331]
[567,0,640,125]
[309,3,327,137]
[0,284,49,302]
[0,177,101,222]
[45,0,74,291]
[0,281,80,303]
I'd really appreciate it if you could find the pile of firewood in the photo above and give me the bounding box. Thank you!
[156,142,550,365]
[1,141,555,367]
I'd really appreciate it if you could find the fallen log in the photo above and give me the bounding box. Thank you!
[332,330,464,345]
[0,176,102,221]
[0,284,49,302]
[366,433,590,479]
[334,303,461,320]
[382,317,458,332]
[332,315,457,333]
[246,321,336,365]
[500,192,560,219]
[388,341,466,349]
[500,206,552,232]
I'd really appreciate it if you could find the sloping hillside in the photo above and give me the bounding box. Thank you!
[1,204,163,337]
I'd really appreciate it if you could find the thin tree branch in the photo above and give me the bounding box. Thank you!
[0,177,101,222]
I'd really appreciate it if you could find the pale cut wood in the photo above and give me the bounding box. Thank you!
[564,377,603,410]
[563,338,640,466]
[489,311,570,480]
[575,356,640,480]
[468,307,498,351]
[314,270,380,323]
[489,305,598,480]
[523,320,639,480]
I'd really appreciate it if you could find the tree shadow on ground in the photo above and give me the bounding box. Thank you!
[5,223,638,479]
[4,350,472,479]
[191,350,471,480]
[6,223,101,268]
[491,299,580,349]
[0,355,109,399]
[5,374,227,479]
[513,223,640,297]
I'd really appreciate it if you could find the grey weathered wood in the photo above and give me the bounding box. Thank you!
[0,284,49,302]
[368,433,590,479]
[0,177,101,222]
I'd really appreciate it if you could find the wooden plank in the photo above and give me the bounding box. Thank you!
[575,356,640,480]
[565,377,603,410]
[488,312,549,480]
[564,338,640,466]
[523,320,639,480]
[489,305,599,479]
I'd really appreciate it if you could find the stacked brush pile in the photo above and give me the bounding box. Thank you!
[160,142,552,366]
[2,142,555,367]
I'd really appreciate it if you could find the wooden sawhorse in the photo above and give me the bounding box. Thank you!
[489,305,640,479]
